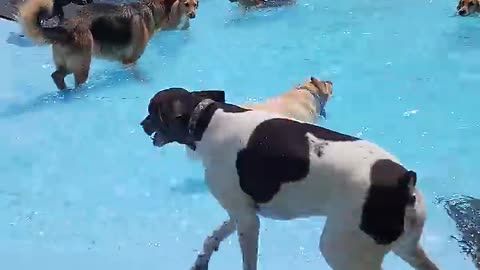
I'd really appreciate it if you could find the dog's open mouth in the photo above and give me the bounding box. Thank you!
[150,132,167,147]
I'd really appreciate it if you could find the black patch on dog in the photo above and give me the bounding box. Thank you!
[360,159,416,245]
[90,16,132,45]
[236,118,358,203]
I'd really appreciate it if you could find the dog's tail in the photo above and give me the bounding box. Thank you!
[18,0,71,45]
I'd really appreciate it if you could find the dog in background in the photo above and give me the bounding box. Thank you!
[17,0,198,90]
[243,76,332,123]
[160,0,198,30]
[184,76,333,161]
[140,87,439,270]
[228,0,295,9]
[457,0,479,16]
[52,0,93,22]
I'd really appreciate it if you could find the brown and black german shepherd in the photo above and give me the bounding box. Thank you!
[18,0,198,90]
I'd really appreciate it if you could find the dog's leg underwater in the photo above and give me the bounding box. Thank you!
[392,192,440,270]
[235,212,260,270]
[319,217,388,270]
[191,219,236,270]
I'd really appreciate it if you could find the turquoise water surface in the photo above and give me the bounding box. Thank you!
[1,0,479,269]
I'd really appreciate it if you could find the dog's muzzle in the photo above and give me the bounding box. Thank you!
[140,117,169,147]
[188,12,196,19]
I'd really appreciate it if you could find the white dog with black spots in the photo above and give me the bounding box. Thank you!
[140,87,439,270]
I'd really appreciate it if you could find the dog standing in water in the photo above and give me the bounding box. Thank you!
[457,0,480,16]
[184,76,333,161]
[160,0,198,30]
[17,0,198,90]
[228,0,295,9]
[140,87,439,270]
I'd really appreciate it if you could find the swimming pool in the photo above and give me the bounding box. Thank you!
[1,0,479,269]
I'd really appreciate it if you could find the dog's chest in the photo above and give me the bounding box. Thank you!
[177,15,189,29]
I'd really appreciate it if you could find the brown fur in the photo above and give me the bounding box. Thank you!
[232,0,296,9]
[242,76,333,123]
[160,0,198,30]
[457,0,480,16]
[17,0,190,90]
[185,76,333,161]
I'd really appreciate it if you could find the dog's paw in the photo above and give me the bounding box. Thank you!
[191,254,209,270]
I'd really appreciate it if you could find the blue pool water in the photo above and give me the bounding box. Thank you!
[1,0,479,269]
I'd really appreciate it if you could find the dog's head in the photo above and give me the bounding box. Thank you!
[180,0,199,19]
[457,0,479,16]
[140,87,225,148]
[299,76,333,101]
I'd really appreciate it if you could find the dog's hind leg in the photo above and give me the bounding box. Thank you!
[191,219,236,270]
[51,68,70,90]
[52,45,70,90]
[393,244,439,270]
[392,192,439,270]
[65,44,92,88]
[70,53,91,88]
[319,217,389,270]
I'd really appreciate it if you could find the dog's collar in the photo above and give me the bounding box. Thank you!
[187,98,216,136]
[296,86,327,118]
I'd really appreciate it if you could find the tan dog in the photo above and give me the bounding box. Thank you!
[185,76,333,161]
[160,0,198,30]
[243,76,332,124]
[18,0,196,90]
[457,0,480,16]
[229,0,296,9]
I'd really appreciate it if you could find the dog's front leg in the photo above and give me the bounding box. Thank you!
[191,219,236,270]
[235,213,260,270]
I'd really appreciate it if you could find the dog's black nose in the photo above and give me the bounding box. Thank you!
[459,9,467,16]
[189,13,196,19]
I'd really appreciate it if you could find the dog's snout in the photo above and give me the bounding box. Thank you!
[188,12,196,18]
[141,118,156,136]
[459,9,467,15]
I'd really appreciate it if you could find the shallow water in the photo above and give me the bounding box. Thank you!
[1,0,480,269]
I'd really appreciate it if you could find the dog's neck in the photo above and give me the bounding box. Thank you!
[296,85,328,118]
[162,0,190,30]
[143,0,174,29]
[188,99,216,141]
[185,100,250,150]
[183,99,218,150]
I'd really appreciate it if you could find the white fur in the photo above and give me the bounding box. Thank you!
[189,108,437,270]
[177,15,189,30]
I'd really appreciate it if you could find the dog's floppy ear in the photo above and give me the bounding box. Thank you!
[192,90,225,103]
[172,99,189,118]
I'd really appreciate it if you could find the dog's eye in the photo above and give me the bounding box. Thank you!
[469,1,475,6]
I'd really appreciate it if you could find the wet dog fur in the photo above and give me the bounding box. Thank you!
[457,0,480,16]
[18,0,198,90]
[184,76,333,162]
[139,88,440,270]
[52,0,93,22]
[228,0,295,9]
[160,0,198,30]
[243,76,332,124]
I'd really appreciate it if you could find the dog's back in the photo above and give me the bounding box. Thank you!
[243,77,332,124]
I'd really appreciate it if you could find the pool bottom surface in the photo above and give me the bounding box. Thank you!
[1,0,480,269]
